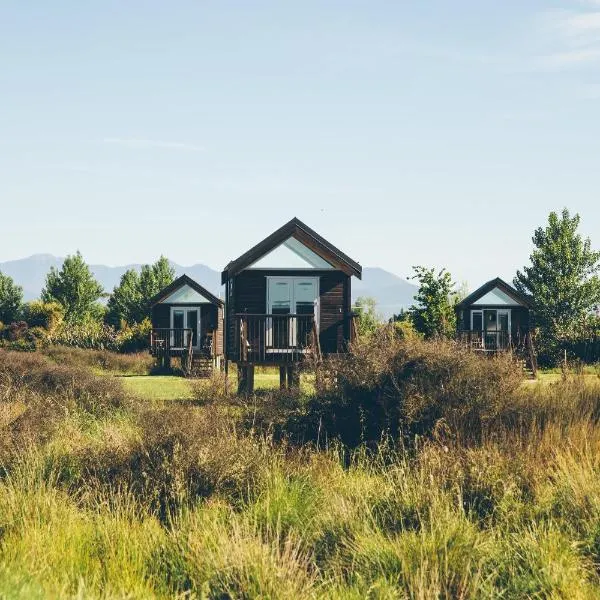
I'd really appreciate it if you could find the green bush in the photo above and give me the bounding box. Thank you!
[48,319,121,351]
[22,300,64,332]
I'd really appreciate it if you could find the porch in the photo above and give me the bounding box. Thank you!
[150,328,217,374]
[457,330,514,352]
[233,313,322,365]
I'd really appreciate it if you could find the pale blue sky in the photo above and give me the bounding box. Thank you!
[1,1,600,287]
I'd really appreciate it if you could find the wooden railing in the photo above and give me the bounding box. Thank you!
[150,328,193,358]
[457,330,512,352]
[234,314,320,364]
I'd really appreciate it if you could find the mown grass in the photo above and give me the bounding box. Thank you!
[4,342,600,598]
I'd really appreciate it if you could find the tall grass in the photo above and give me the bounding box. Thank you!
[3,345,600,597]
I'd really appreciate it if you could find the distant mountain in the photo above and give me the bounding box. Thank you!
[0,255,416,319]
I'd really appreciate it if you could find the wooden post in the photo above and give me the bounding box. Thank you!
[247,365,255,395]
[279,366,287,390]
[237,365,248,395]
[287,366,300,389]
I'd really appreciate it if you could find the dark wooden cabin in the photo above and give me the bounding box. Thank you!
[221,217,362,390]
[149,274,224,375]
[455,277,533,352]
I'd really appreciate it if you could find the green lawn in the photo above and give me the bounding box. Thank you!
[120,369,313,401]
[120,375,195,401]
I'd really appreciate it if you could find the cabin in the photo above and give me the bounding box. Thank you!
[221,217,362,392]
[149,274,224,375]
[455,277,533,352]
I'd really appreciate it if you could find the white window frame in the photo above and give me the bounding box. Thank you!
[266,276,320,349]
[170,306,201,350]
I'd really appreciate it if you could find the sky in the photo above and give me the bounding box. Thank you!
[1,0,600,289]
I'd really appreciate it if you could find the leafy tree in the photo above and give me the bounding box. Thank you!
[106,257,175,327]
[0,271,23,324]
[106,269,143,326]
[514,208,600,360]
[409,266,456,339]
[353,296,381,337]
[139,256,175,302]
[41,252,104,324]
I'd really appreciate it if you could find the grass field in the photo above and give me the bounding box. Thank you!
[4,342,600,598]
[121,368,314,401]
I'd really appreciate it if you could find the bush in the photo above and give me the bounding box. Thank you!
[23,300,64,333]
[48,319,121,351]
[42,346,154,376]
[277,327,523,447]
[117,318,152,353]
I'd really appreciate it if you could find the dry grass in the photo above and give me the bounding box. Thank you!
[2,344,600,597]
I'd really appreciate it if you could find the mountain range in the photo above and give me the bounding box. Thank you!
[0,255,417,319]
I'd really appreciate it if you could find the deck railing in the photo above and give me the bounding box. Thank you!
[457,330,513,352]
[234,313,320,364]
[150,328,215,357]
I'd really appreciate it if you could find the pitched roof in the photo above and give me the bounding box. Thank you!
[149,274,224,307]
[221,217,362,284]
[455,277,533,309]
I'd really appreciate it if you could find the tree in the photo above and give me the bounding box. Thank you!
[409,266,456,339]
[106,257,175,327]
[353,296,381,337]
[106,269,143,327]
[41,252,104,324]
[514,208,600,357]
[139,256,175,302]
[0,271,23,324]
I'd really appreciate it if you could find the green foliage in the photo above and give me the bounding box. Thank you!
[353,296,381,337]
[0,271,23,324]
[49,319,121,351]
[118,318,152,353]
[515,208,600,363]
[106,257,175,327]
[22,300,64,332]
[409,266,457,338]
[41,252,104,324]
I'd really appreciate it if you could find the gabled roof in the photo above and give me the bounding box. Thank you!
[221,217,362,284]
[149,274,224,307]
[456,277,533,309]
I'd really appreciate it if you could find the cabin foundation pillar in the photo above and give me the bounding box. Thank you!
[286,366,300,389]
[279,366,288,390]
[237,365,255,395]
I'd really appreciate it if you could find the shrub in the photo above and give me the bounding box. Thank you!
[48,319,121,351]
[288,327,523,447]
[22,300,64,332]
[117,318,152,353]
[42,346,154,376]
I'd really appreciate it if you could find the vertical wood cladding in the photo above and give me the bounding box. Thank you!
[226,269,352,357]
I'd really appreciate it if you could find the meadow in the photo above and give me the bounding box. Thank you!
[2,337,600,599]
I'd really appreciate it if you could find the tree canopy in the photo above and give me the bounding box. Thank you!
[106,256,175,327]
[409,266,456,339]
[41,252,104,324]
[0,271,23,324]
[514,208,600,344]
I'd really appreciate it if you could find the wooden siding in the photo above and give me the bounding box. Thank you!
[225,269,351,358]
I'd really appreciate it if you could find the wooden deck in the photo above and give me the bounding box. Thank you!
[233,313,321,365]
[150,328,217,375]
